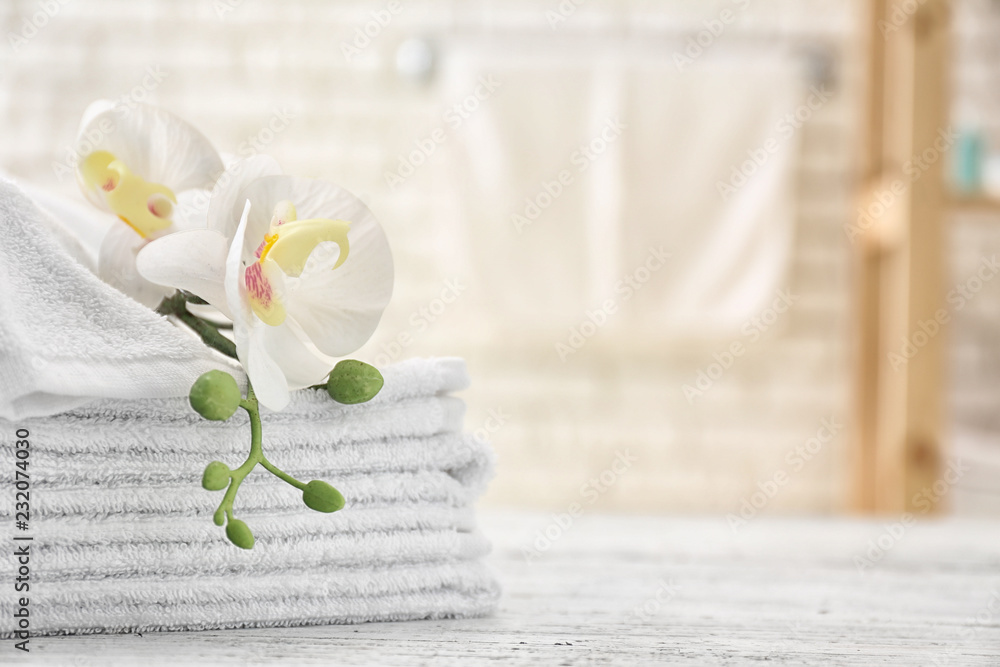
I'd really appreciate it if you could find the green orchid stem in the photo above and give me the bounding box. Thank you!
[177,308,238,359]
[180,291,208,305]
[180,292,233,329]
[156,292,238,360]
[211,381,308,525]
[260,457,308,490]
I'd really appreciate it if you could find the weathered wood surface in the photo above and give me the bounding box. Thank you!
[9,511,1000,665]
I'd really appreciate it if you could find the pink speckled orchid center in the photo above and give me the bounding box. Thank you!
[243,200,351,326]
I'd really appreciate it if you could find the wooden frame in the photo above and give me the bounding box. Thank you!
[851,0,950,513]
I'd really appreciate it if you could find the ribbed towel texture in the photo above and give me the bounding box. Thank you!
[0,357,500,635]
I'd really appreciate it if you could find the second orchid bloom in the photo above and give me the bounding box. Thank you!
[136,155,394,411]
[74,100,224,306]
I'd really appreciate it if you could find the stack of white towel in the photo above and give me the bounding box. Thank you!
[0,179,499,635]
[5,358,499,635]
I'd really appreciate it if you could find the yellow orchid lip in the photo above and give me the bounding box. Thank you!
[79,150,176,238]
[265,217,351,276]
[245,200,352,327]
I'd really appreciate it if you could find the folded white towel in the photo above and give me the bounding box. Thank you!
[5,176,111,273]
[30,559,500,635]
[32,521,494,580]
[0,365,499,636]
[0,178,236,420]
[0,178,499,635]
[38,430,484,486]
[29,504,485,549]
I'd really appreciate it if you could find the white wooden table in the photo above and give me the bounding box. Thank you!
[10,511,1000,665]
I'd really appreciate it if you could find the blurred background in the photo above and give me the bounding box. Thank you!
[1,0,998,516]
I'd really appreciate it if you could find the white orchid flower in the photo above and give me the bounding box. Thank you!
[135,156,394,410]
[74,100,224,306]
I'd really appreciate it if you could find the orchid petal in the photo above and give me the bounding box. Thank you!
[244,324,291,411]
[283,189,393,357]
[225,201,254,343]
[75,102,223,206]
[136,230,232,317]
[224,200,289,410]
[76,99,117,135]
[98,224,172,308]
[172,187,212,229]
[206,154,283,239]
[261,323,335,389]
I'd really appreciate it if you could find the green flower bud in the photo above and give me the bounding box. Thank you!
[189,370,241,421]
[302,480,345,513]
[202,461,230,491]
[326,360,383,405]
[226,519,255,549]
